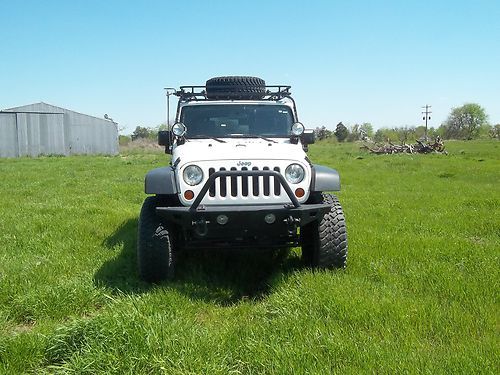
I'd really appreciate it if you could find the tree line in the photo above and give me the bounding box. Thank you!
[317,103,499,143]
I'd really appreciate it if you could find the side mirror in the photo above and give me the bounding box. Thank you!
[158,130,172,154]
[301,129,315,145]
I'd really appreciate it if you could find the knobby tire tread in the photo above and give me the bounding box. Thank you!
[302,193,348,269]
[206,76,266,100]
[137,196,174,282]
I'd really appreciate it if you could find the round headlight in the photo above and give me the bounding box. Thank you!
[172,122,187,137]
[183,165,203,186]
[291,122,305,136]
[285,163,305,184]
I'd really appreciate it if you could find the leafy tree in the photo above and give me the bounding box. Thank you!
[415,126,426,140]
[346,123,373,142]
[372,127,409,143]
[427,127,440,140]
[443,103,488,140]
[131,124,168,141]
[489,124,500,139]
[334,122,349,142]
[131,126,151,140]
[119,135,131,146]
[346,124,360,142]
[396,126,416,143]
[478,123,492,138]
[437,124,447,137]
[314,126,333,141]
[360,123,374,139]
[374,129,385,143]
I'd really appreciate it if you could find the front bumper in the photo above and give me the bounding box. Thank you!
[156,169,331,248]
[156,203,331,248]
[157,202,330,227]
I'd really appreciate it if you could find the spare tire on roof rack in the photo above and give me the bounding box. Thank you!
[205,76,266,100]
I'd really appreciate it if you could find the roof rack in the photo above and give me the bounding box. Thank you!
[174,85,293,102]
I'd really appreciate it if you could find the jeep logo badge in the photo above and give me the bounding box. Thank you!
[237,161,252,167]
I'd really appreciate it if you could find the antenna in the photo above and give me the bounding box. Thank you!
[164,87,176,128]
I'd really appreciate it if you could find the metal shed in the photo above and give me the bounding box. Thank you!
[0,102,118,157]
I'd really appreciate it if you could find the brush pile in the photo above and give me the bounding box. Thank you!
[361,137,447,155]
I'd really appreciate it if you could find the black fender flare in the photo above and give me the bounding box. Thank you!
[310,164,340,192]
[144,167,178,195]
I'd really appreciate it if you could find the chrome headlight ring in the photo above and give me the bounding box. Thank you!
[285,163,305,184]
[183,165,203,186]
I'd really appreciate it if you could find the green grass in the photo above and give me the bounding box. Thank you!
[0,141,498,374]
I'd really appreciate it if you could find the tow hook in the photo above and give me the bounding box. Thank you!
[192,219,209,237]
[284,215,300,225]
[284,215,300,235]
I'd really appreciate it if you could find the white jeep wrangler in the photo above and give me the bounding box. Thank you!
[137,76,347,282]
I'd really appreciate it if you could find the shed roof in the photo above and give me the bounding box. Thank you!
[2,102,110,122]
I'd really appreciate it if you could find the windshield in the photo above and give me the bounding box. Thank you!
[180,104,294,138]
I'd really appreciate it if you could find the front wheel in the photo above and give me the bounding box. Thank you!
[137,196,175,282]
[301,193,348,269]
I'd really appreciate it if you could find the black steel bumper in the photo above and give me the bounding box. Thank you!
[156,203,330,248]
[157,202,331,228]
[155,169,331,247]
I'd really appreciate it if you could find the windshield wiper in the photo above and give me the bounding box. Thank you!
[188,135,226,143]
[229,134,277,143]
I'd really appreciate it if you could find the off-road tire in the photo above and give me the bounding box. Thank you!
[301,193,348,268]
[206,76,266,100]
[137,196,174,282]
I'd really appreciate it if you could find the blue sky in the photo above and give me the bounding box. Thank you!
[1,0,499,133]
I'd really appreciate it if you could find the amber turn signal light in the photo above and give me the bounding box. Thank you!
[295,188,305,198]
[184,190,195,200]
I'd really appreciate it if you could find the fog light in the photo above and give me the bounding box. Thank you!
[184,190,194,200]
[264,213,276,224]
[217,214,229,225]
[295,188,305,198]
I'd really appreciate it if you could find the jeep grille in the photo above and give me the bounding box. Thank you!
[208,166,282,198]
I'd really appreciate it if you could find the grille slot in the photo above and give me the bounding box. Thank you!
[252,167,259,196]
[241,167,249,196]
[208,168,216,197]
[263,167,270,196]
[219,167,227,197]
[230,167,237,197]
[273,167,281,196]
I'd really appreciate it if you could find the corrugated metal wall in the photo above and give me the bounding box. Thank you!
[17,113,66,156]
[65,111,118,155]
[0,114,17,157]
[0,112,66,157]
[0,103,118,157]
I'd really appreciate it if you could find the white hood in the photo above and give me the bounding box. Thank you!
[173,138,306,165]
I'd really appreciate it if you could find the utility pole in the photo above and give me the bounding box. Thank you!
[164,87,176,127]
[421,104,432,141]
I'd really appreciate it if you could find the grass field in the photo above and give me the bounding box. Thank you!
[0,140,498,374]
